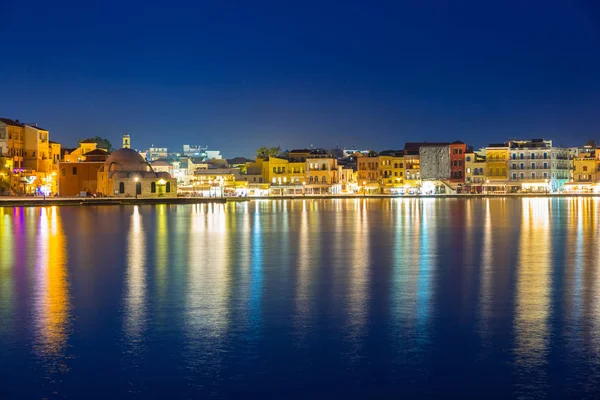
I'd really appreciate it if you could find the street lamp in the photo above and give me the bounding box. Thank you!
[302,181,306,196]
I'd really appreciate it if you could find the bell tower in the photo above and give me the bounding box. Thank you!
[123,133,131,149]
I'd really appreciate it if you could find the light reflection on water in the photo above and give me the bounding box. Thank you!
[124,206,147,345]
[32,207,71,389]
[514,198,551,397]
[3,199,600,398]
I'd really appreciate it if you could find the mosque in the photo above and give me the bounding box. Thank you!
[96,134,177,197]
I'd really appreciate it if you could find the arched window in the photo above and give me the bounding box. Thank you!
[136,182,142,195]
[119,182,125,193]
[151,182,156,193]
[166,182,171,193]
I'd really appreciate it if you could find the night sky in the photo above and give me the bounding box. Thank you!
[1,0,599,157]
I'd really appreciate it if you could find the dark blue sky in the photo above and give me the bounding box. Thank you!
[1,0,599,157]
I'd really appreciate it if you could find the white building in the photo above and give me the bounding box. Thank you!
[507,139,568,192]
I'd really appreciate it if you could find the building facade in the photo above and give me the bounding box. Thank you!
[484,144,509,193]
[449,141,467,189]
[464,150,486,193]
[507,139,552,192]
[0,118,24,169]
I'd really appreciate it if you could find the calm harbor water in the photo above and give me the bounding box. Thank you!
[1,198,600,399]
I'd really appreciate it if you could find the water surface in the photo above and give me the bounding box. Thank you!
[1,198,600,399]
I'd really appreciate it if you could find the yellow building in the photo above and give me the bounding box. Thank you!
[574,154,596,181]
[378,151,404,193]
[63,139,99,163]
[260,151,308,195]
[0,118,24,169]
[306,153,337,194]
[357,154,380,193]
[23,124,51,173]
[464,150,487,193]
[484,144,509,193]
[0,156,12,195]
[49,140,61,167]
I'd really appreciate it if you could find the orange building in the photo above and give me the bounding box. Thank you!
[449,140,467,189]
[58,149,109,196]
[58,162,105,196]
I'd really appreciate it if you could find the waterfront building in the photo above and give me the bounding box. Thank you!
[259,150,308,195]
[58,149,109,196]
[306,150,338,194]
[415,143,454,194]
[0,118,24,169]
[449,141,467,190]
[464,150,486,193]
[378,150,404,194]
[97,138,177,198]
[23,124,51,173]
[0,156,12,195]
[568,152,597,192]
[357,154,380,193]
[507,139,552,193]
[484,143,509,193]
[551,146,570,191]
[337,164,357,193]
[402,143,422,191]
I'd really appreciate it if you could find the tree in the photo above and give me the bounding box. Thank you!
[81,136,112,151]
[256,146,281,159]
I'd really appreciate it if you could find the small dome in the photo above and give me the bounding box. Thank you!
[105,148,152,173]
[157,172,171,179]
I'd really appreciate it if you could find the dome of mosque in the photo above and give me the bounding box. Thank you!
[105,148,152,173]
